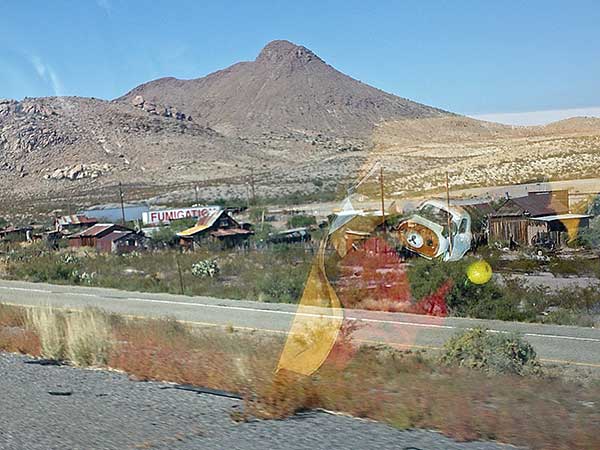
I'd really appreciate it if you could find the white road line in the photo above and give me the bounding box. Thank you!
[0,286,51,294]
[2,285,599,344]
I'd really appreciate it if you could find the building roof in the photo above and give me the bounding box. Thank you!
[529,213,592,222]
[210,228,254,237]
[56,215,98,226]
[69,223,131,238]
[97,230,134,243]
[0,225,32,235]
[494,191,570,217]
[275,227,311,236]
[177,210,228,238]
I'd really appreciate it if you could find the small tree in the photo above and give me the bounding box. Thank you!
[287,214,316,229]
[440,327,541,376]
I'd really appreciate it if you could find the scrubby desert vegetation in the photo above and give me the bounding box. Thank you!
[372,116,600,196]
[0,303,598,450]
[2,241,599,326]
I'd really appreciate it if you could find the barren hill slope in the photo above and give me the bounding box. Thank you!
[1,40,599,216]
[371,116,600,196]
[0,96,269,203]
[118,40,449,138]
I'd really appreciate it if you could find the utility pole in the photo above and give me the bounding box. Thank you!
[118,182,126,225]
[175,254,185,295]
[445,172,453,255]
[379,164,386,233]
[194,185,199,205]
[250,168,256,205]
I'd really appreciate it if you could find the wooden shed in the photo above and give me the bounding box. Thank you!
[177,209,253,249]
[488,190,590,247]
[68,223,144,253]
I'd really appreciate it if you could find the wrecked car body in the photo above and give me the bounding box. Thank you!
[397,200,472,262]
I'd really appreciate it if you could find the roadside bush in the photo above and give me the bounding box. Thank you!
[287,214,316,229]
[580,216,600,249]
[25,306,66,360]
[503,258,541,273]
[408,258,516,319]
[408,259,552,321]
[254,267,306,303]
[191,259,220,278]
[440,327,541,376]
[149,226,178,247]
[542,309,596,327]
[66,308,113,367]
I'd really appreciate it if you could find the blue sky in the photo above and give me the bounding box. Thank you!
[1,0,599,121]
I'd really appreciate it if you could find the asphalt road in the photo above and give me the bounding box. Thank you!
[0,279,599,368]
[0,352,521,450]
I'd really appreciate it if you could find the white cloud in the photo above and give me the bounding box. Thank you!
[29,55,64,96]
[96,0,112,16]
[470,106,600,126]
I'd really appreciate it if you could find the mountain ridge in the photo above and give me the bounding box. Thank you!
[118,39,449,137]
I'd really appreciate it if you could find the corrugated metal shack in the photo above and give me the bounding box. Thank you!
[0,225,33,242]
[267,227,311,244]
[55,215,98,234]
[68,223,146,253]
[177,209,253,249]
[488,190,590,247]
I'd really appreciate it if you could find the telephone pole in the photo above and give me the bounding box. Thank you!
[379,165,386,233]
[445,172,453,254]
[118,182,126,225]
[250,168,256,205]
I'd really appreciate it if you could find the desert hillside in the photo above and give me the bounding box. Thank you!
[118,40,448,138]
[371,116,600,196]
[1,41,599,216]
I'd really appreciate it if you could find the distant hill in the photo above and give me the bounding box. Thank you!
[1,41,599,217]
[118,40,448,138]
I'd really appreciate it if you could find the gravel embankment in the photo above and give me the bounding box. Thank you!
[0,353,521,450]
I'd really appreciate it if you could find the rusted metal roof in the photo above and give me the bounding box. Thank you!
[529,213,591,222]
[56,215,97,226]
[210,228,254,237]
[97,230,133,243]
[494,191,570,217]
[177,210,227,237]
[69,223,131,238]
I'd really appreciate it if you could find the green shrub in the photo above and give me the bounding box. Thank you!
[504,258,541,273]
[408,258,516,319]
[542,310,595,327]
[287,214,316,229]
[191,259,220,278]
[440,327,541,376]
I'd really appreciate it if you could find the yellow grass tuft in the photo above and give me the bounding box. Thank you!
[65,308,114,367]
[25,305,66,360]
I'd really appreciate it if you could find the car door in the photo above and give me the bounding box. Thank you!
[446,217,472,261]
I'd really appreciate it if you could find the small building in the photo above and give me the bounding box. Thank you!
[488,190,590,247]
[0,225,33,243]
[55,215,98,234]
[267,227,312,244]
[98,230,147,254]
[68,223,146,253]
[177,209,253,248]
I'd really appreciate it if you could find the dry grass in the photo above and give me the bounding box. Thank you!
[25,305,66,360]
[21,305,113,365]
[66,308,114,367]
[1,302,599,450]
[371,116,600,196]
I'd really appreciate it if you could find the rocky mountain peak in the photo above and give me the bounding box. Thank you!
[255,39,321,65]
